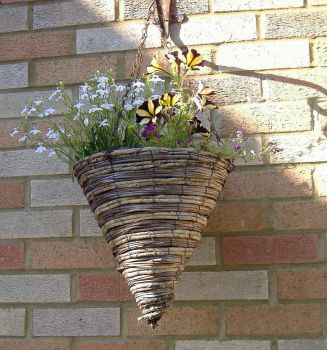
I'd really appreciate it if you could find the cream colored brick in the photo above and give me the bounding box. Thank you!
[33,308,120,336]
[0,5,28,32]
[31,179,87,207]
[0,309,25,336]
[217,41,310,71]
[219,101,312,134]
[213,0,303,11]
[171,15,256,46]
[175,271,268,300]
[76,24,161,54]
[80,209,100,236]
[312,0,327,4]
[123,0,208,19]
[189,238,216,265]
[278,340,327,350]
[0,275,70,302]
[33,0,115,29]
[0,150,68,177]
[0,90,71,119]
[0,63,28,89]
[316,40,327,66]
[263,11,327,38]
[315,164,327,196]
[0,210,72,239]
[269,133,327,164]
[262,68,327,101]
[176,340,271,350]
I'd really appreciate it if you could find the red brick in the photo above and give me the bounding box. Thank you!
[278,270,327,299]
[223,168,312,200]
[223,234,318,265]
[31,240,115,269]
[77,341,167,350]
[226,304,321,336]
[0,181,24,209]
[274,200,327,230]
[77,272,132,301]
[128,307,218,335]
[0,31,74,62]
[0,340,69,350]
[0,121,25,149]
[206,203,268,233]
[0,242,24,269]
[32,54,119,86]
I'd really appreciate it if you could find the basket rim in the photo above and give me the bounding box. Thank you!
[73,146,232,171]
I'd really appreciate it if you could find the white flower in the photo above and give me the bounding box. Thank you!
[96,89,108,97]
[149,74,165,83]
[133,97,145,106]
[101,103,114,110]
[27,107,37,115]
[133,80,145,89]
[74,102,84,110]
[43,107,55,116]
[46,129,59,141]
[21,106,28,115]
[97,76,108,84]
[83,117,89,126]
[150,94,161,100]
[29,126,41,135]
[18,134,27,142]
[34,98,43,106]
[88,106,102,113]
[99,119,109,127]
[10,128,19,137]
[73,115,80,121]
[48,88,61,101]
[80,83,90,93]
[35,142,47,154]
[124,103,133,111]
[114,84,126,92]
[80,93,88,101]
[48,149,56,157]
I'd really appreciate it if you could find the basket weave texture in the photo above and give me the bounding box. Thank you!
[73,147,232,328]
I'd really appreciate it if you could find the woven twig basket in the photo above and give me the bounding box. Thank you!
[73,147,232,328]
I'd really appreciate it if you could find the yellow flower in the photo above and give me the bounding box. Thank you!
[180,49,204,70]
[194,82,218,110]
[146,56,170,75]
[136,99,162,125]
[189,117,210,137]
[159,93,181,108]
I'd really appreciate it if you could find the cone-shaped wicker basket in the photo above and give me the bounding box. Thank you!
[73,147,232,328]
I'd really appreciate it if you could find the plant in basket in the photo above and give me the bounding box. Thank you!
[12,7,281,330]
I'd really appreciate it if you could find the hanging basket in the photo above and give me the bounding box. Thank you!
[73,147,232,328]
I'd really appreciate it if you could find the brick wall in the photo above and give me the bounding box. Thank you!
[0,0,326,349]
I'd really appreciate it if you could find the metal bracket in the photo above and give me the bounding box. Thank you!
[155,0,185,38]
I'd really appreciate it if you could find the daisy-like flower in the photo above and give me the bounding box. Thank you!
[136,99,162,125]
[133,80,145,89]
[180,49,204,70]
[149,74,165,83]
[80,83,90,93]
[88,106,102,113]
[34,98,43,106]
[74,102,84,110]
[97,76,108,84]
[124,103,133,111]
[43,108,55,117]
[101,103,114,110]
[133,97,145,106]
[194,82,217,110]
[99,119,109,127]
[10,128,19,137]
[147,56,170,75]
[48,88,61,101]
[46,129,60,141]
[27,107,37,115]
[35,143,47,153]
[189,117,210,137]
[21,106,29,115]
[159,93,181,108]
[83,117,89,126]
[29,126,41,135]
[18,134,27,142]
[114,84,126,92]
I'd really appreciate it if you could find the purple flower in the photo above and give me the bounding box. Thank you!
[141,123,159,140]
[236,128,246,138]
[235,144,242,151]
